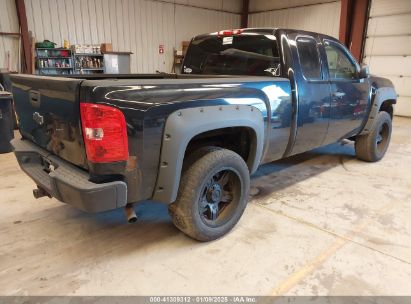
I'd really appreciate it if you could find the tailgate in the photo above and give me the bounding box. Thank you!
[11,74,87,168]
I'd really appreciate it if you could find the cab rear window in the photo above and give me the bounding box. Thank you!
[182,34,281,77]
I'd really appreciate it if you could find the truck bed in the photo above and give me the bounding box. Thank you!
[65,73,244,80]
[11,73,291,204]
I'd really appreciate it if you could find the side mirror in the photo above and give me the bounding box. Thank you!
[359,64,369,79]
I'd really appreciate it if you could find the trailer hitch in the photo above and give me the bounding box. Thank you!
[33,186,51,199]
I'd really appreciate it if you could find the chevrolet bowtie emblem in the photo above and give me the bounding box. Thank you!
[33,112,44,126]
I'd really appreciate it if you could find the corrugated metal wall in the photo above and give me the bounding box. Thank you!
[175,5,240,47]
[23,0,241,73]
[248,1,341,39]
[249,0,338,11]
[0,0,20,72]
[363,0,411,116]
[172,0,242,13]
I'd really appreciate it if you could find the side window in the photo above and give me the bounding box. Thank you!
[324,41,357,80]
[296,37,322,80]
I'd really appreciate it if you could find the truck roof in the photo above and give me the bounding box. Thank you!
[193,27,339,43]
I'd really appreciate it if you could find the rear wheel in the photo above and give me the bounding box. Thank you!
[355,111,392,162]
[169,147,250,241]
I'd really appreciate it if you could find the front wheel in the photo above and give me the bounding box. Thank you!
[355,111,392,162]
[169,148,250,241]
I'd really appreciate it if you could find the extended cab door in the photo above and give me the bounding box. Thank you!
[321,39,371,144]
[286,32,331,155]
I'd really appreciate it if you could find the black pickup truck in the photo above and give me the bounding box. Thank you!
[10,28,397,241]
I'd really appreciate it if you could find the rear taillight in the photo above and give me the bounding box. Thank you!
[80,103,128,163]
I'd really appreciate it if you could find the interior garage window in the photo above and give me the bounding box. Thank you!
[296,37,322,80]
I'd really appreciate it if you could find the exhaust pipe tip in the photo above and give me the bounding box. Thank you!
[128,216,138,223]
[124,204,137,223]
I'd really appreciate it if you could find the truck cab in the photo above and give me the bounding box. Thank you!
[182,28,377,158]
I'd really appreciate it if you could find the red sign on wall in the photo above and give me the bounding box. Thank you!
[159,44,164,54]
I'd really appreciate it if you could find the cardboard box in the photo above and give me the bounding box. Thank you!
[101,43,113,53]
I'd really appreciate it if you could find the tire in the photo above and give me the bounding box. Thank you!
[169,147,250,241]
[355,111,392,162]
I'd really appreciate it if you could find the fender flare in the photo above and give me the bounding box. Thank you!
[359,86,397,135]
[152,105,265,204]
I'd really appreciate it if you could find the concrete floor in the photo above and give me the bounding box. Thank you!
[0,117,410,296]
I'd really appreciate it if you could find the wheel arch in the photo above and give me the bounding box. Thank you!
[152,105,265,204]
[379,99,395,119]
[359,86,397,135]
[184,126,258,169]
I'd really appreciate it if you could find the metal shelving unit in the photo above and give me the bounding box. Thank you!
[74,53,104,74]
[35,48,74,75]
[35,48,106,75]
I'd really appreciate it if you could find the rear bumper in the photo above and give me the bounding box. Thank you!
[11,138,127,212]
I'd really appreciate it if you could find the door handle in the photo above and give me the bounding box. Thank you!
[29,90,41,108]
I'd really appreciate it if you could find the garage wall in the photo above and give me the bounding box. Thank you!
[363,0,411,117]
[23,0,241,73]
[0,0,20,72]
[248,0,341,39]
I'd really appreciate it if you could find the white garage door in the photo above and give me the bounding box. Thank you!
[363,0,411,116]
